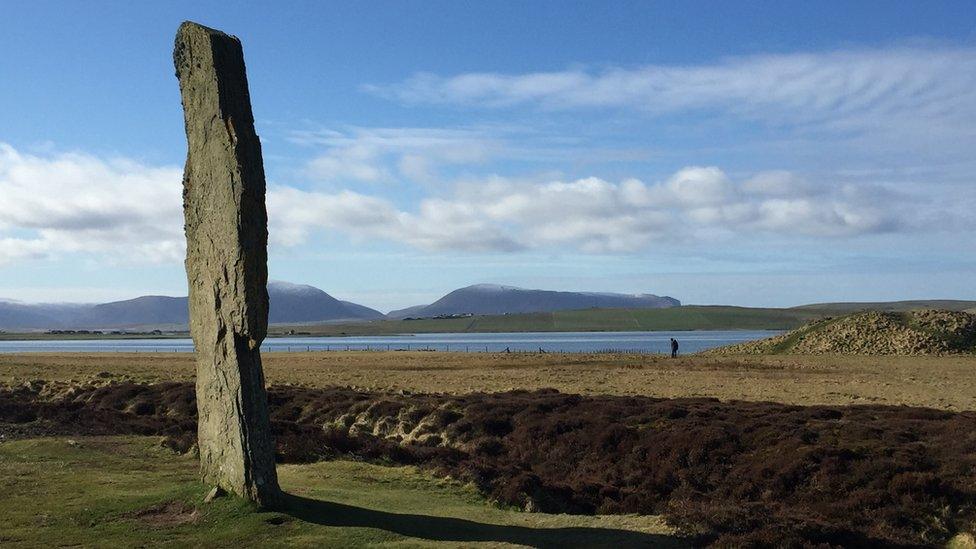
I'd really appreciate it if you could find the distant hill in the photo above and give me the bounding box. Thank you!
[387,284,680,319]
[265,281,383,324]
[385,304,428,320]
[79,296,189,327]
[714,310,976,356]
[278,304,826,336]
[338,300,388,320]
[280,300,976,336]
[0,301,68,329]
[793,300,976,313]
[0,281,382,330]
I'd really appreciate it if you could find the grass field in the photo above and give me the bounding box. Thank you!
[0,305,813,340]
[792,299,976,313]
[6,301,973,340]
[272,301,976,336]
[3,351,976,546]
[2,350,974,410]
[0,436,680,548]
[0,331,189,341]
[269,305,832,337]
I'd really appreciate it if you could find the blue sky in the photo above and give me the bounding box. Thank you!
[1,1,975,311]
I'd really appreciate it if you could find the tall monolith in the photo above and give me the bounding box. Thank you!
[173,21,279,507]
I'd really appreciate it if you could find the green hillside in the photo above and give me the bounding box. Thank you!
[10,300,971,339]
[793,300,976,313]
[271,305,829,336]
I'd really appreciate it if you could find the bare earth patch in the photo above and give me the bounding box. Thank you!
[131,500,200,527]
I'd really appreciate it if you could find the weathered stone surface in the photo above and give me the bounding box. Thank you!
[174,21,279,507]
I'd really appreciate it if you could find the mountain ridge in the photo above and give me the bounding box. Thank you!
[387,284,680,319]
[0,281,383,330]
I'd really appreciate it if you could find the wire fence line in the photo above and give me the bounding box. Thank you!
[3,332,778,354]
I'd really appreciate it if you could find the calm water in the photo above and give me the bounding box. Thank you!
[0,330,778,354]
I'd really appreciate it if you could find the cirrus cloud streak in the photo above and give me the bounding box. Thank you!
[367,47,976,139]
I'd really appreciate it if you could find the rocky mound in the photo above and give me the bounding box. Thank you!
[717,309,976,355]
[3,381,976,546]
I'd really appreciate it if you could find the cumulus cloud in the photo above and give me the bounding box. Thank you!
[268,186,521,252]
[0,144,184,265]
[270,167,917,253]
[289,127,502,184]
[0,143,934,265]
[368,47,976,137]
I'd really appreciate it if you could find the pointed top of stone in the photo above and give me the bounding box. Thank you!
[178,20,211,32]
[174,22,257,131]
[176,20,236,39]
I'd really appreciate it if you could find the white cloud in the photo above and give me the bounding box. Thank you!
[0,237,50,263]
[268,186,521,252]
[290,127,502,184]
[0,143,942,265]
[0,144,184,265]
[368,47,976,138]
[270,167,921,253]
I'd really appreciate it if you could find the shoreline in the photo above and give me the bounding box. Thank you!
[0,326,784,341]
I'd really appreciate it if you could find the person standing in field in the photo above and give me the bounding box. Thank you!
[670,337,679,358]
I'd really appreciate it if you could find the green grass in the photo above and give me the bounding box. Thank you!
[0,331,189,341]
[0,437,682,548]
[792,300,976,313]
[7,301,967,341]
[270,305,832,337]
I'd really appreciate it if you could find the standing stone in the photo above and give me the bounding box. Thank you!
[173,21,279,507]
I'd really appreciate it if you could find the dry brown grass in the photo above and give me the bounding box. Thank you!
[1,350,974,410]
